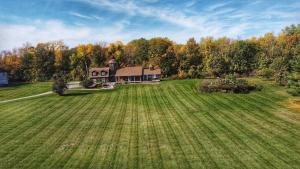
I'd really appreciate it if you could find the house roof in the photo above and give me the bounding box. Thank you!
[115,66,143,77]
[89,67,110,77]
[144,68,161,75]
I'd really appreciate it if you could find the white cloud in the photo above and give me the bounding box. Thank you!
[1,0,298,51]
[0,20,132,51]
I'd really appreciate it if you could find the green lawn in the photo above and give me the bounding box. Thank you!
[0,82,51,101]
[0,79,299,169]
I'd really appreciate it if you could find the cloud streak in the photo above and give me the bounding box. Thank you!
[69,11,102,21]
[0,0,299,51]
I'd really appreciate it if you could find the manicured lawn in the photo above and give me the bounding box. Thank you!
[0,82,52,101]
[0,79,299,169]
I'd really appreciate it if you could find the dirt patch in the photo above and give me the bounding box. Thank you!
[288,99,300,109]
[276,99,300,124]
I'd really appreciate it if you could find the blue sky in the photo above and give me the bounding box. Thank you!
[0,0,299,50]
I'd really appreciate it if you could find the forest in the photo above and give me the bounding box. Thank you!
[0,24,299,87]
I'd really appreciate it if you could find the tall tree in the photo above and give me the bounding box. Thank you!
[92,43,107,67]
[20,47,35,81]
[160,46,178,77]
[34,43,55,81]
[108,41,125,66]
[125,38,149,66]
[54,41,71,75]
[229,40,258,75]
[148,37,173,66]
[71,44,94,80]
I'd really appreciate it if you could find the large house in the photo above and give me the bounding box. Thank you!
[0,69,8,85]
[89,59,161,83]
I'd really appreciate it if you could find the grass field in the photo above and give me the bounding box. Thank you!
[0,79,299,169]
[0,82,51,101]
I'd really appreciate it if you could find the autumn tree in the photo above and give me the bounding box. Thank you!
[148,37,173,67]
[160,46,178,77]
[19,47,35,81]
[108,41,125,65]
[201,37,230,77]
[92,43,107,67]
[125,38,149,66]
[34,43,55,81]
[229,40,258,75]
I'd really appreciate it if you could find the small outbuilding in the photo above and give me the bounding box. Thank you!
[0,69,8,85]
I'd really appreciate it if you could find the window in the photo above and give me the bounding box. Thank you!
[101,71,106,76]
[92,71,98,76]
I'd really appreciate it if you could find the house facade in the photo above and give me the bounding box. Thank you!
[0,69,8,85]
[89,59,161,83]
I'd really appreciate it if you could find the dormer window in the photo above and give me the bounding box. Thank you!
[101,71,106,76]
[92,71,98,76]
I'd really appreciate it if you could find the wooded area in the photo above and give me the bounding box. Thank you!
[0,24,299,86]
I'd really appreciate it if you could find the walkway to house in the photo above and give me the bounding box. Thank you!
[0,91,53,104]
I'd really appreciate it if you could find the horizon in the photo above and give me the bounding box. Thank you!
[0,0,299,51]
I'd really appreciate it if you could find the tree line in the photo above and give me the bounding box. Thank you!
[0,24,299,86]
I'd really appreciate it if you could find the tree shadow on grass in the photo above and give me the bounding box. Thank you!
[63,92,91,97]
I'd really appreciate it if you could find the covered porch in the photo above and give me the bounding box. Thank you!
[116,76,142,83]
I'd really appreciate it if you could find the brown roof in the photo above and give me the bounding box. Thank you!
[115,66,143,77]
[144,68,161,75]
[89,67,110,77]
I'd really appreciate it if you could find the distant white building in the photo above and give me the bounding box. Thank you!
[0,69,8,85]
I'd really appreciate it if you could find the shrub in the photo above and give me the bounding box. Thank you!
[199,75,259,93]
[275,70,288,86]
[52,74,67,96]
[81,79,94,88]
[287,88,300,96]
[257,68,274,79]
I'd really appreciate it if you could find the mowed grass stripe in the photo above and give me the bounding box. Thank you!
[222,92,300,159]
[209,94,297,168]
[114,87,134,169]
[10,94,95,169]
[126,85,139,169]
[240,93,300,136]
[47,92,109,169]
[0,79,299,169]
[222,93,300,154]
[0,96,49,121]
[87,90,123,168]
[142,85,166,169]
[157,85,218,169]
[81,91,120,169]
[0,94,90,168]
[178,85,296,168]
[101,87,129,168]
[0,96,56,134]
[62,92,113,169]
[99,88,127,168]
[164,84,241,169]
[174,85,275,168]
[126,85,135,168]
[0,95,73,153]
[148,86,193,169]
[136,85,160,169]
[180,85,288,168]
[35,93,102,169]
[0,82,51,101]
[167,85,251,169]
